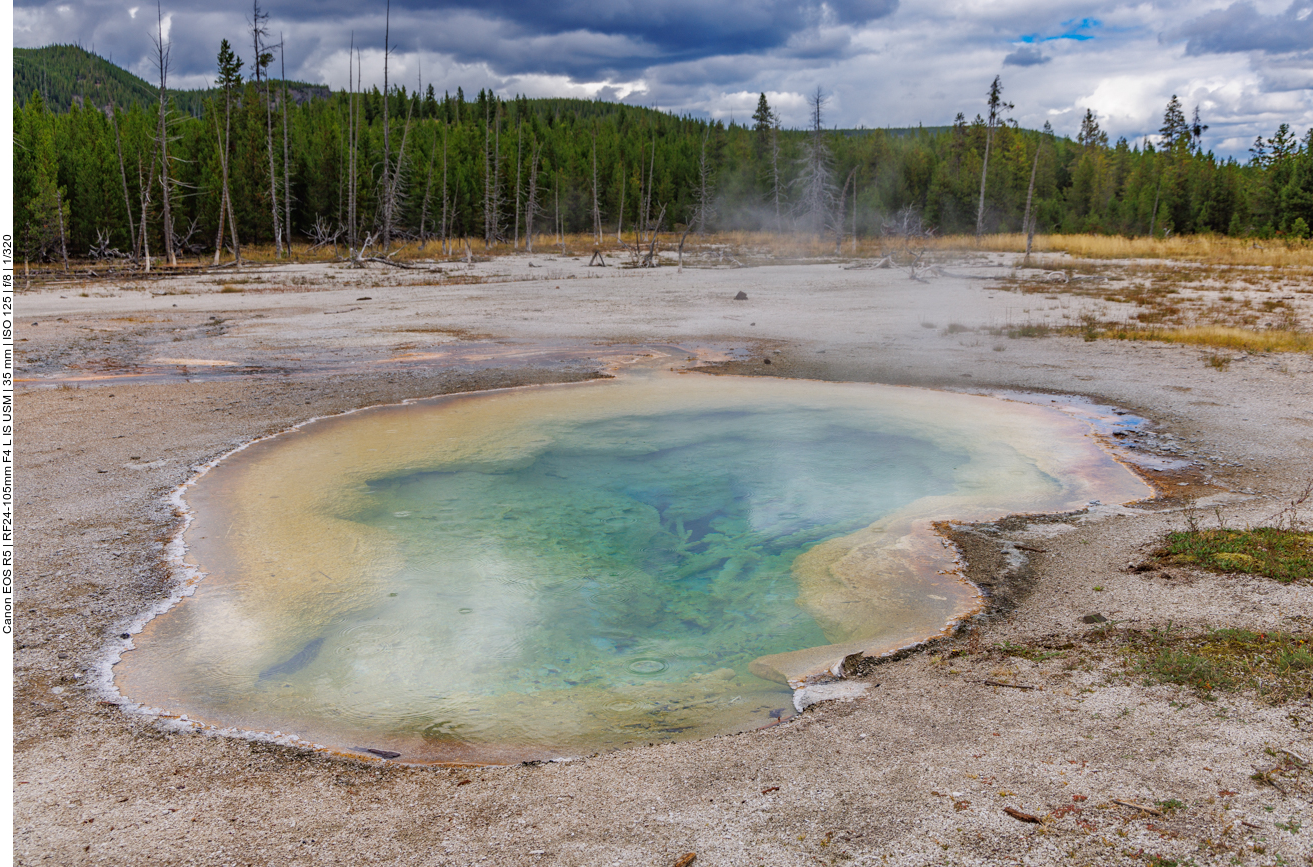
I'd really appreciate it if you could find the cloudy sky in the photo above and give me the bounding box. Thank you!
[13,0,1313,157]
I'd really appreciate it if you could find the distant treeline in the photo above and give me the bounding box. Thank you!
[11,42,1313,265]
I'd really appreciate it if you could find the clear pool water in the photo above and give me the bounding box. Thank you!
[115,374,1150,763]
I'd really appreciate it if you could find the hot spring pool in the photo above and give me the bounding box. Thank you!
[114,373,1151,763]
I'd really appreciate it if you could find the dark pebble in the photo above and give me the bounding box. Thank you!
[763,358,771,364]
[1082,613,1108,624]
[120,633,131,639]
[733,291,748,300]
[365,748,401,759]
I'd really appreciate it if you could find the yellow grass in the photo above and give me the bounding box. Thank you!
[932,233,1313,269]
[1109,325,1313,353]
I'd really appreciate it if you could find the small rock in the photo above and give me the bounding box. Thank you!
[119,633,131,640]
[363,748,401,759]
[1081,613,1108,624]
[793,680,870,713]
[763,358,771,365]
[733,291,748,300]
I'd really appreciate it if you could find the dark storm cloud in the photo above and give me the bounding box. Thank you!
[1003,45,1050,66]
[1169,0,1313,55]
[14,0,897,82]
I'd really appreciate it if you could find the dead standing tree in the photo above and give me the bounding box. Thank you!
[974,75,1013,239]
[615,161,626,242]
[796,87,835,239]
[514,120,523,248]
[523,143,542,253]
[250,0,281,257]
[108,102,138,264]
[1021,137,1043,265]
[418,125,439,249]
[482,98,506,248]
[152,0,177,266]
[440,123,450,254]
[346,37,357,257]
[135,151,157,270]
[770,115,784,232]
[593,128,601,244]
[380,0,394,253]
[280,35,292,255]
[383,77,417,254]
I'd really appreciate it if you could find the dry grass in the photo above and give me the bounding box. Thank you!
[1108,326,1313,353]
[934,233,1313,269]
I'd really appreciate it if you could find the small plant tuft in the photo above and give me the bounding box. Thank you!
[1156,527,1313,584]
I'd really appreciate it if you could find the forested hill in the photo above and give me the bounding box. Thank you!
[14,44,329,115]
[12,41,1313,266]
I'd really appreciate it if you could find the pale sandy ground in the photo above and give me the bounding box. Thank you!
[13,252,1313,866]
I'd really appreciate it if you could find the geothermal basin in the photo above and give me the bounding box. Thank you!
[114,372,1151,764]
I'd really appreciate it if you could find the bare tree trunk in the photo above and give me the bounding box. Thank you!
[616,162,625,242]
[975,77,1012,240]
[55,188,70,273]
[591,129,602,244]
[388,91,416,255]
[440,125,450,255]
[281,37,292,257]
[800,88,834,239]
[348,43,359,258]
[1022,144,1040,264]
[137,154,156,271]
[211,110,228,265]
[644,132,656,243]
[419,127,438,249]
[154,1,176,266]
[225,163,242,267]
[346,38,354,255]
[483,103,491,248]
[556,171,563,254]
[635,142,645,245]
[771,120,782,232]
[381,0,393,254]
[109,102,137,261]
[524,145,540,253]
[514,121,522,249]
[975,127,993,239]
[251,0,281,257]
[493,100,502,246]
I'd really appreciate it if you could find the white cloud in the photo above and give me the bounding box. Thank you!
[13,0,1313,157]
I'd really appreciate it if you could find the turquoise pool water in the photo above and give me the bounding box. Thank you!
[115,374,1151,763]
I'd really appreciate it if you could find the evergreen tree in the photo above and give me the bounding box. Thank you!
[16,93,72,266]
[1076,109,1108,149]
[1159,95,1190,151]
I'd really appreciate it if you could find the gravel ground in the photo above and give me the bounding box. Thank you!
[13,254,1313,866]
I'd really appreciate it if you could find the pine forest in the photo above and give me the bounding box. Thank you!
[12,42,1313,267]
